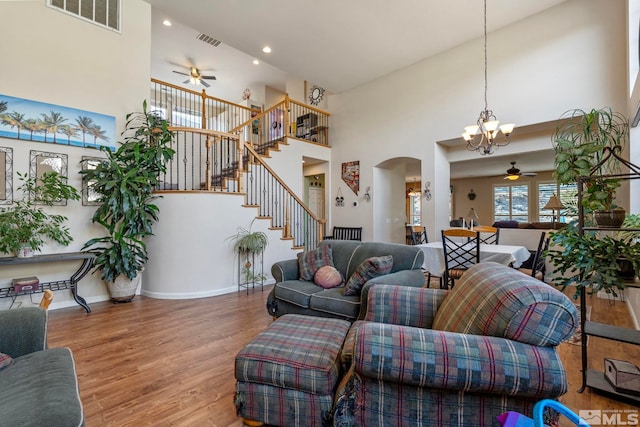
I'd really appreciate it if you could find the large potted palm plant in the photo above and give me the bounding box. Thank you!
[81,101,175,302]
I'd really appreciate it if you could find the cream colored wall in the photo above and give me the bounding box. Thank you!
[328,0,627,243]
[451,171,556,226]
[0,1,151,309]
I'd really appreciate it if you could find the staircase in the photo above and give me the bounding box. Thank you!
[150,79,329,250]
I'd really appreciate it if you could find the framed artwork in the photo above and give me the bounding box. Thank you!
[0,147,13,205]
[341,161,359,195]
[0,93,116,150]
[251,104,261,135]
[29,150,69,205]
[81,156,104,206]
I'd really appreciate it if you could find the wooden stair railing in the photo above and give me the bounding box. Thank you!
[240,141,325,249]
[160,127,325,250]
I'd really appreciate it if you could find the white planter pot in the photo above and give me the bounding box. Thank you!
[16,246,34,258]
[108,270,143,303]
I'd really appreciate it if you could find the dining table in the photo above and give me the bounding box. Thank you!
[417,241,532,275]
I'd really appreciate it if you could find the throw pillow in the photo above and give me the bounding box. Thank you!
[298,245,334,281]
[0,352,13,371]
[343,255,393,296]
[314,265,343,289]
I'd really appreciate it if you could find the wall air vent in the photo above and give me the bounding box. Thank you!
[197,33,222,47]
[48,0,120,32]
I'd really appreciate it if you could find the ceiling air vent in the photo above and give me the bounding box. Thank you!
[197,33,222,47]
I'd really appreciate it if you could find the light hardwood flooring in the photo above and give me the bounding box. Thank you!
[46,284,639,427]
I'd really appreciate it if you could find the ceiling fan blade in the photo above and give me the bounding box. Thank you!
[182,79,191,84]
[522,172,538,177]
[201,75,216,80]
[200,80,210,88]
[173,70,189,76]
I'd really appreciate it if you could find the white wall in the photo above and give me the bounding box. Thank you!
[328,0,627,243]
[144,193,298,298]
[0,1,151,309]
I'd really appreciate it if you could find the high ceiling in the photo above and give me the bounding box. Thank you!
[144,0,565,177]
[145,0,567,95]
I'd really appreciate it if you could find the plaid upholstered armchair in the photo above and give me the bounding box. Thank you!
[334,262,578,427]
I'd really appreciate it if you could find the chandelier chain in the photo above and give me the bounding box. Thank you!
[483,0,488,112]
[461,0,514,155]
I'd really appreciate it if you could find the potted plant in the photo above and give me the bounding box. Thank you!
[613,213,640,281]
[547,216,640,298]
[552,107,629,227]
[81,101,175,302]
[0,171,79,258]
[226,220,268,286]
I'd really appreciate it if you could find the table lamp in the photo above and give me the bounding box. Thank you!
[543,194,564,229]
[467,208,479,230]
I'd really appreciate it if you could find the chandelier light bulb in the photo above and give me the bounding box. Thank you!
[500,123,515,135]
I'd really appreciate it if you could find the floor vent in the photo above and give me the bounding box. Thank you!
[197,33,222,47]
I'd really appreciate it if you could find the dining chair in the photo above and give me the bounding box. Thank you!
[473,225,500,244]
[518,231,550,281]
[406,225,428,245]
[441,228,480,289]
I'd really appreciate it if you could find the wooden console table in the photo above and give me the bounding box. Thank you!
[0,252,94,313]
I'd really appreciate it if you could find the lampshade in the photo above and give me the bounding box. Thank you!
[505,174,520,181]
[543,194,565,210]
[467,208,479,219]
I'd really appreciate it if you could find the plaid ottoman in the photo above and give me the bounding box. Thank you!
[234,314,351,427]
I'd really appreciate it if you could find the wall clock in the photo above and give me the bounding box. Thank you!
[309,86,325,106]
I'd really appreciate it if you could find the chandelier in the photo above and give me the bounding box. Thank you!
[461,0,515,155]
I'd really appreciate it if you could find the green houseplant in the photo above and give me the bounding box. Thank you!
[552,107,629,226]
[0,171,80,257]
[81,101,175,302]
[226,220,269,286]
[547,216,640,298]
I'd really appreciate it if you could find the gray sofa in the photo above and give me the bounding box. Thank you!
[267,240,425,321]
[0,307,84,426]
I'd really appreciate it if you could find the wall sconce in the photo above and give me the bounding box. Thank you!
[364,186,371,202]
[423,181,431,201]
[335,187,344,207]
[467,189,476,200]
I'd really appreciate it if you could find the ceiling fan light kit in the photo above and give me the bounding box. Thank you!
[173,66,216,88]
[502,161,537,181]
[461,0,515,155]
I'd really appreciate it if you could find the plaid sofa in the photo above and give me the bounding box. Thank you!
[334,262,578,427]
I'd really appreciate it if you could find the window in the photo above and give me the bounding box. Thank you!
[48,0,120,32]
[172,109,202,129]
[409,193,421,225]
[537,181,577,223]
[494,184,529,223]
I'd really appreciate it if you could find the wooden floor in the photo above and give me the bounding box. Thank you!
[47,285,639,427]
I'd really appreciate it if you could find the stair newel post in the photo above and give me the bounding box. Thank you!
[284,193,291,238]
[200,89,207,130]
[284,94,291,138]
[205,135,214,191]
[238,138,245,193]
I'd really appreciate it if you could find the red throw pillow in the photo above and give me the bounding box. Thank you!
[314,265,343,289]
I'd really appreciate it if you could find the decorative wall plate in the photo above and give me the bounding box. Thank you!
[309,86,325,106]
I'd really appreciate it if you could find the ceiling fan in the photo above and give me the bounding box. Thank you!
[172,67,216,88]
[504,161,537,181]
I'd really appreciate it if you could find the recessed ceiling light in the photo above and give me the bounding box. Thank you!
[162,19,172,26]
[253,59,260,65]
[262,46,271,54]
